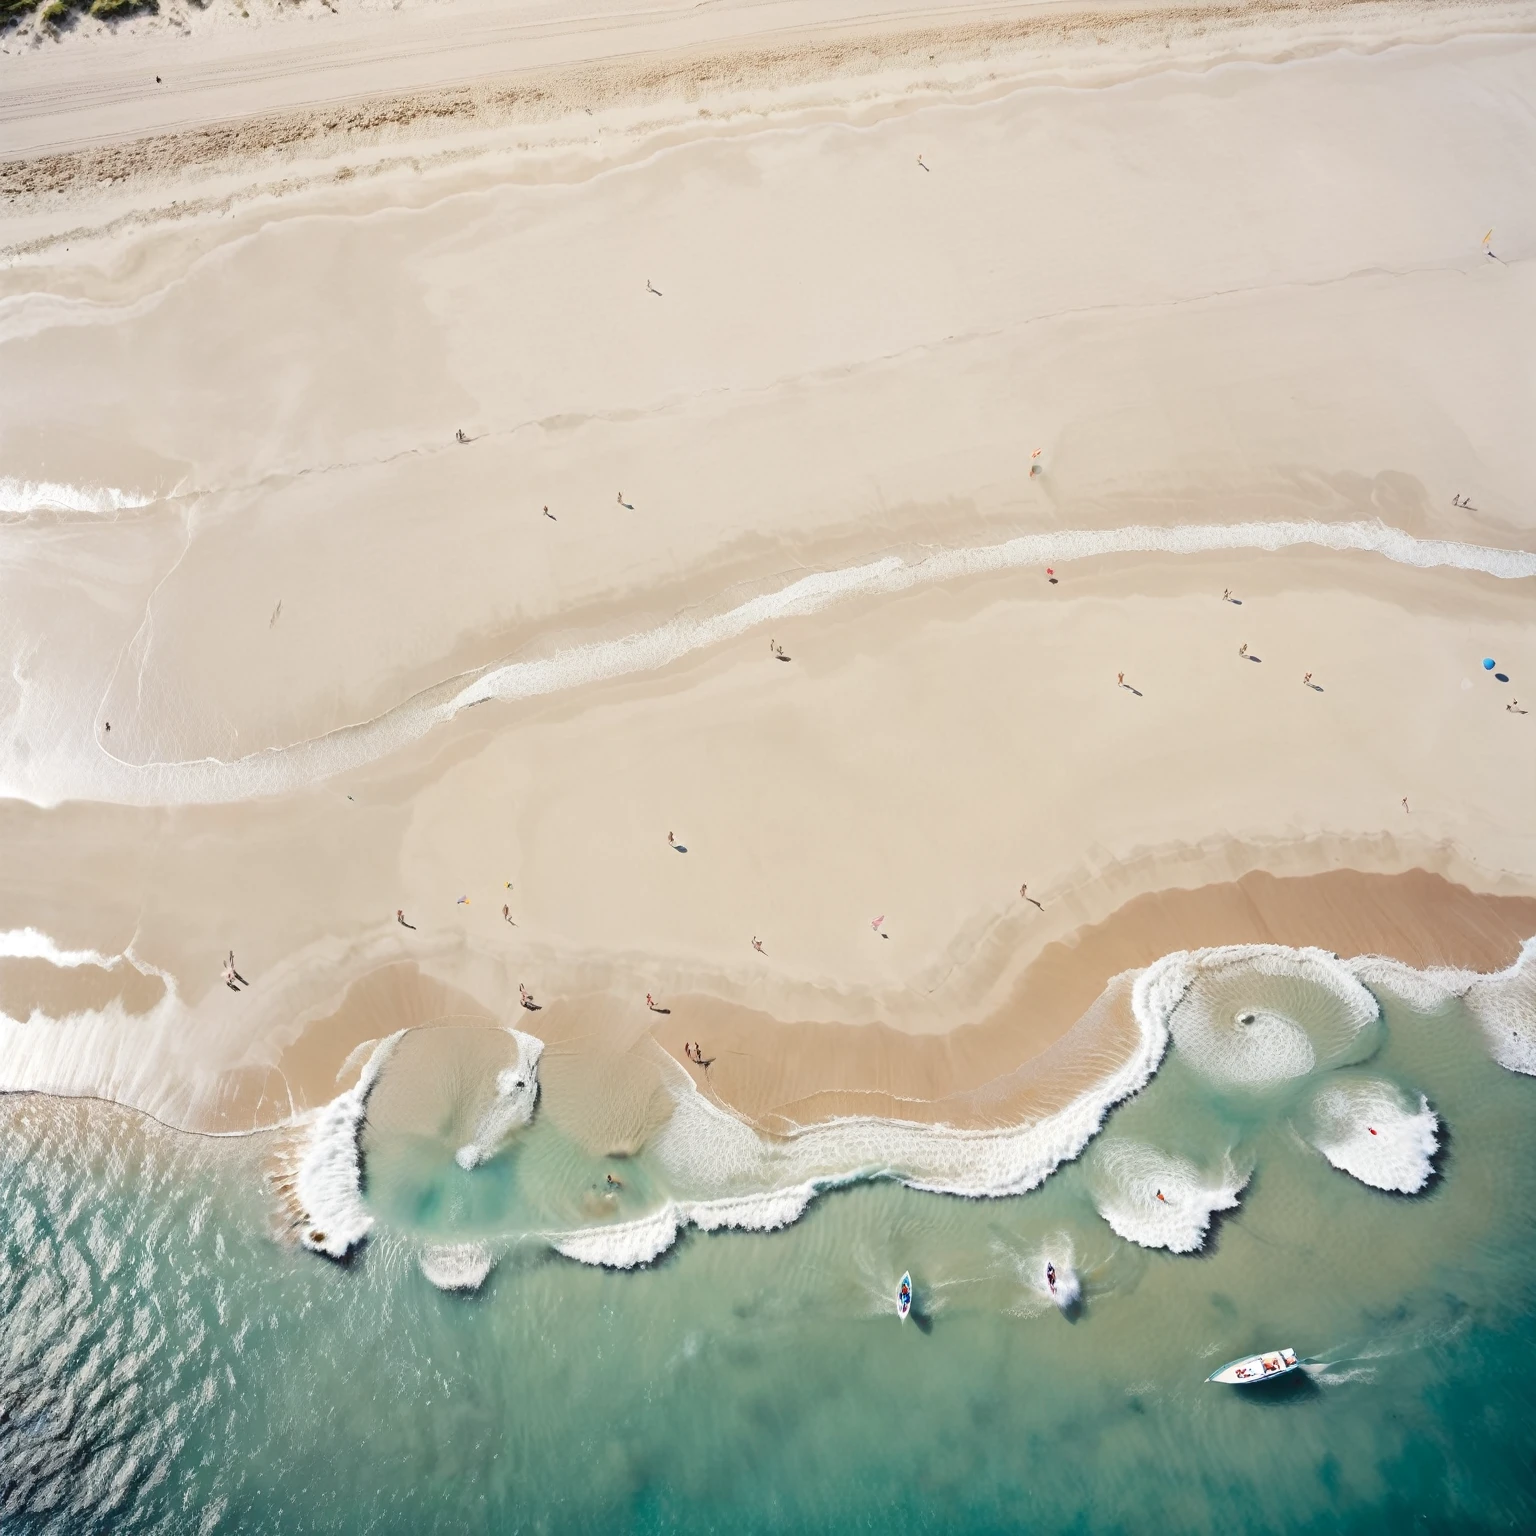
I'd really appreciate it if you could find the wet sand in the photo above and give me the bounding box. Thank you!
[0,0,1531,1151]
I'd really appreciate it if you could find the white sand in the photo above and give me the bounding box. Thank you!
[0,0,1531,1131]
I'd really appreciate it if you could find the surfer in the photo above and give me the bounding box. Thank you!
[1046,1263,1057,1293]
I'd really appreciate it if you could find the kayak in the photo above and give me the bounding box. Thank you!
[897,1272,912,1322]
[1207,1347,1301,1385]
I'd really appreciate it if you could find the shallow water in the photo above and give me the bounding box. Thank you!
[3,981,1535,1533]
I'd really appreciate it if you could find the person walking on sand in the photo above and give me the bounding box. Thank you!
[227,951,249,987]
[502,904,516,925]
[1116,672,1124,687]
[520,983,534,1009]
[1303,672,1313,687]
[646,993,658,1011]
[397,909,416,930]
[752,936,765,954]
[1020,883,1043,911]
[1222,588,1231,602]
[1238,643,1248,658]
[668,831,675,846]
[222,965,241,992]
[1402,797,1410,814]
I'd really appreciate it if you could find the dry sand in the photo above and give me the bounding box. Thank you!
[0,0,1532,1145]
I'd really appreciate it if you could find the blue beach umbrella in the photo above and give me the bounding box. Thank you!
[1483,658,1496,670]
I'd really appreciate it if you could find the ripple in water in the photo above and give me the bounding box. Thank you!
[1168,947,1380,1087]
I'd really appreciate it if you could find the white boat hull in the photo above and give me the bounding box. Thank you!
[1208,1348,1301,1385]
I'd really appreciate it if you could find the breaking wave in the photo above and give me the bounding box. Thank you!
[418,1242,496,1293]
[1303,1077,1439,1193]
[455,1031,543,1171]
[1166,946,1380,1086]
[1089,1140,1250,1253]
[283,1032,404,1260]
[539,940,1516,1269]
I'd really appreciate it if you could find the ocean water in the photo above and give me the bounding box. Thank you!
[3,961,1536,1533]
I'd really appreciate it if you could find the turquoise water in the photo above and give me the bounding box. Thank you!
[3,985,1536,1533]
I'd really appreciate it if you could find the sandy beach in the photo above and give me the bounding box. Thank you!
[2,0,1533,1150]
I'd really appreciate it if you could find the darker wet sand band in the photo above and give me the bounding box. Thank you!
[207,867,1536,1138]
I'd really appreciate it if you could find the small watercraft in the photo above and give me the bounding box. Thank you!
[1045,1262,1057,1295]
[1207,1347,1301,1385]
[897,1272,912,1321]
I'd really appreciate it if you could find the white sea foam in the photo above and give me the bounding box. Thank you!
[418,1242,496,1292]
[0,929,192,1118]
[0,476,157,516]
[10,518,1532,809]
[1089,1140,1249,1253]
[290,1031,403,1260]
[454,1030,543,1171]
[1303,1078,1439,1193]
[1346,940,1536,1077]
[1460,938,1536,1077]
[1019,1234,1081,1312]
[1164,946,1381,1086]
[550,1183,823,1269]
[549,966,1173,1269]
[0,927,137,968]
[550,943,1401,1269]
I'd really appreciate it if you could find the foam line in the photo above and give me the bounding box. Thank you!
[286,1031,404,1261]
[0,477,156,516]
[12,518,1531,808]
[418,1243,496,1293]
[454,1030,543,1170]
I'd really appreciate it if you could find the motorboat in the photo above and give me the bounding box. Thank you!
[1207,1348,1301,1385]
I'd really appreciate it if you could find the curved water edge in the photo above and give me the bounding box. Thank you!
[12,517,1533,808]
[507,942,1532,1275]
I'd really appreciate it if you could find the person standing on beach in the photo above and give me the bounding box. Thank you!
[752,936,765,954]
[1402,798,1410,813]
[397,909,416,929]
[1117,672,1124,687]
[1303,672,1312,687]
[502,904,516,925]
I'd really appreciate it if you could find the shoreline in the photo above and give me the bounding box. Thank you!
[5,865,1528,1140]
